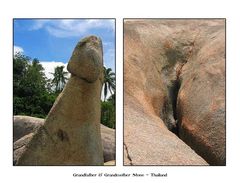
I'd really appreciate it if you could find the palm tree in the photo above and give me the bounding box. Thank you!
[103,66,115,101]
[108,93,116,105]
[51,66,68,93]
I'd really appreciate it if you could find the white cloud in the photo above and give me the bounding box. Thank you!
[30,19,115,38]
[40,61,69,79]
[29,20,51,30]
[14,45,24,55]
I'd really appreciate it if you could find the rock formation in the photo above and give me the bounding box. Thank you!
[101,123,116,162]
[13,115,115,164]
[16,35,104,165]
[124,19,225,165]
[13,116,43,142]
[177,26,226,165]
[14,133,34,165]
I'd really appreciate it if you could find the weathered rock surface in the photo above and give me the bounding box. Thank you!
[101,124,116,162]
[177,25,226,165]
[124,19,225,165]
[13,133,34,165]
[124,100,208,165]
[13,115,116,163]
[13,116,44,142]
[16,36,104,165]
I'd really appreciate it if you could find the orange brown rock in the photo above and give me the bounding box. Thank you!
[124,19,225,165]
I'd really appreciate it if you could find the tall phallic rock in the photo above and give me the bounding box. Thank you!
[16,36,104,165]
[124,19,225,165]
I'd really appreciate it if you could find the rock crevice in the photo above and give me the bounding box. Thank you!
[124,143,133,165]
[124,19,225,165]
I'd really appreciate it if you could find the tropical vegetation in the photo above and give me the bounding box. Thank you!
[102,67,115,101]
[51,66,68,93]
[13,53,115,129]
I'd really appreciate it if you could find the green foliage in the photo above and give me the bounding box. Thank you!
[101,98,115,129]
[101,67,116,129]
[13,53,57,118]
[51,66,68,93]
[103,67,115,101]
[13,53,116,129]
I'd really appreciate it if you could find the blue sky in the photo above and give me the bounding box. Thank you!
[14,19,115,79]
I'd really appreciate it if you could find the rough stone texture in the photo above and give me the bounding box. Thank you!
[16,36,104,165]
[13,116,44,142]
[101,124,116,162]
[13,115,115,164]
[176,26,226,165]
[124,19,225,165]
[67,36,103,83]
[124,143,132,165]
[124,100,208,165]
[13,133,34,165]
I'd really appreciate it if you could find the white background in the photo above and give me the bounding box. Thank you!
[0,0,239,182]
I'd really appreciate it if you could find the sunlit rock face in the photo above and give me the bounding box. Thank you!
[124,19,225,165]
[15,35,105,165]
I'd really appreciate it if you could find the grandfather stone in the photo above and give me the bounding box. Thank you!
[16,36,104,165]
